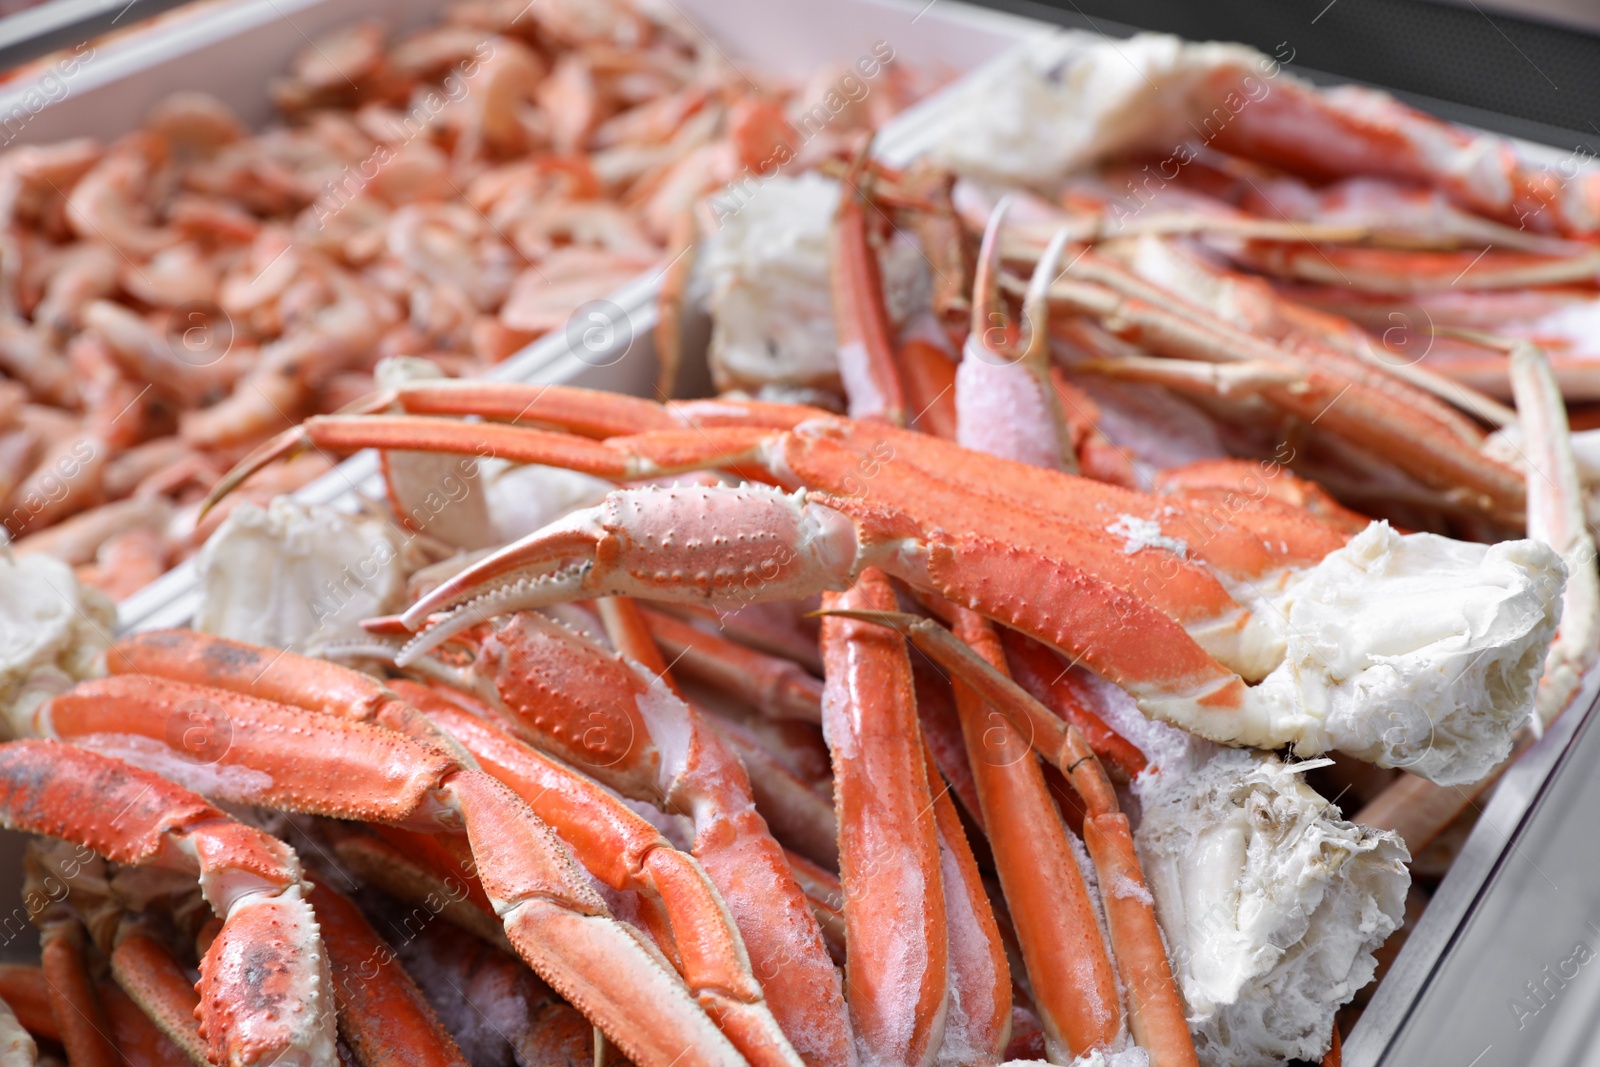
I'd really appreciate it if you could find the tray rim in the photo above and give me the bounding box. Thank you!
[3,0,1591,1054]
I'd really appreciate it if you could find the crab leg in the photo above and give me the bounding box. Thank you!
[709,718,840,869]
[820,571,949,1065]
[110,926,207,1065]
[904,162,976,353]
[310,881,468,1067]
[1509,341,1600,725]
[840,610,1196,1066]
[106,628,456,748]
[0,741,336,1067]
[999,631,1147,781]
[100,978,190,1067]
[386,613,852,1067]
[1212,78,1596,235]
[210,380,1341,582]
[590,598,852,1065]
[1085,234,1520,429]
[1150,459,1373,535]
[275,411,1283,677]
[656,206,701,399]
[832,151,908,426]
[938,608,1121,1060]
[909,658,985,831]
[638,605,823,723]
[1231,241,1600,294]
[40,920,117,1067]
[323,826,508,950]
[920,741,1011,1066]
[388,678,804,1067]
[204,390,1358,683]
[34,678,745,1067]
[1044,255,1524,515]
[0,967,54,1046]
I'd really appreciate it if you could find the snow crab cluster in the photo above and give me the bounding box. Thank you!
[0,0,933,602]
[0,21,1593,1067]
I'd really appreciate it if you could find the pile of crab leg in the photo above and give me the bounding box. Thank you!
[156,168,1579,1067]
[1,32,1599,1067]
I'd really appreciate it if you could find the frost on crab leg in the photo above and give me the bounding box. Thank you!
[819,572,952,1067]
[955,203,1079,473]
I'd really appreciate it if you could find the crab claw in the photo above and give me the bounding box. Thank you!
[397,485,866,664]
[200,423,313,517]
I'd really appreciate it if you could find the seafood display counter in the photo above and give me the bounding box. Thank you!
[0,0,1593,1064]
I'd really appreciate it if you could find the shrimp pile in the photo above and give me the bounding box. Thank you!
[0,0,934,599]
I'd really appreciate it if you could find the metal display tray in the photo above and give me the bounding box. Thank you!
[2,0,1598,1061]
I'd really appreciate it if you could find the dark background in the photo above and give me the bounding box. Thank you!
[970,0,1600,152]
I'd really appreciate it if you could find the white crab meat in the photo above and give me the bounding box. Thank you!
[931,31,1269,185]
[1235,522,1563,785]
[194,497,405,653]
[698,172,929,394]
[1134,749,1409,1067]
[1001,1053,1151,1067]
[482,460,617,542]
[0,994,34,1066]
[0,552,114,738]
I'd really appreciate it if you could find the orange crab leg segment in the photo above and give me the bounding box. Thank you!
[100,977,190,1067]
[639,605,823,723]
[312,881,468,1067]
[838,609,1198,1066]
[111,926,207,1065]
[833,154,908,426]
[41,921,119,1067]
[821,571,949,1065]
[0,965,58,1042]
[108,628,452,747]
[393,680,803,1067]
[940,610,1120,1059]
[41,677,746,1067]
[0,740,335,1067]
